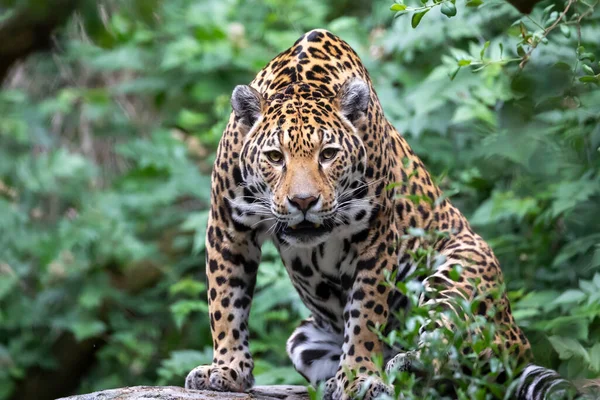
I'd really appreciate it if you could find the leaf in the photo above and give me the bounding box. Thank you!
[545,11,559,27]
[579,76,600,84]
[567,356,588,377]
[411,9,429,28]
[170,300,209,330]
[69,320,107,341]
[449,264,463,281]
[552,290,586,305]
[580,279,596,295]
[590,343,600,372]
[593,273,600,288]
[161,36,202,70]
[451,100,496,126]
[541,3,555,16]
[552,234,600,267]
[441,2,457,17]
[458,59,472,66]
[156,349,213,385]
[255,364,306,385]
[546,316,589,342]
[0,267,18,301]
[169,278,206,297]
[386,182,403,190]
[177,109,209,129]
[449,67,461,80]
[589,248,600,272]
[181,210,210,254]
[78,285,105,310]
[512,308,541,320]
[406,227,426,237]
[87,47,149,71]
[579,52,596,62]
[548,336,590,363]
[390,3,407,11]
[550,176,599,217]
[515,290,561,312]
[480,41,490,59]
[582,64,595,75]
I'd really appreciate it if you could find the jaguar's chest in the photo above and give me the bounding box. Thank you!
[275,236,360,330]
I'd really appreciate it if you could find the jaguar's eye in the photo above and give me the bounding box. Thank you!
[265,150,284,164]
[320,148,339,161]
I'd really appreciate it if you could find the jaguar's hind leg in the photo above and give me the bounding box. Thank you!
[286,317,343,386]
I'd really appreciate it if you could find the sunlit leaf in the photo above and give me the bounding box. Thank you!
[390,3,407,11]
[411,9,429,28]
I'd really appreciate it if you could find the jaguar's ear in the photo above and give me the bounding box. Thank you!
[335,78,370,124]
[231,85,264,128]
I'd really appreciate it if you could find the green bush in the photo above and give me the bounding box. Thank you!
[0,0,598,398]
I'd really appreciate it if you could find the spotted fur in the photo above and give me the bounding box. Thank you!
[185,29,577,400]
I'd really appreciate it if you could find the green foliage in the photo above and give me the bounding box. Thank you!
[382,0,600,388]
[0,0,599,398]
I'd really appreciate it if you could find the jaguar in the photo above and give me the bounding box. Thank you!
[184,29,577,399]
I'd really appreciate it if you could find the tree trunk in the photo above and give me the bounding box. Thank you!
[0,0,80,82]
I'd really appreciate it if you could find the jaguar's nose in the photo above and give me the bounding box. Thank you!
[288,195,320,213]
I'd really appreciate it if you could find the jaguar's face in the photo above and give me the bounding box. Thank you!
[233,79,372,247]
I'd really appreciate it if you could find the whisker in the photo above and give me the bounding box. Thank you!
[251,217,277,228]
[338,177,389,200]
[266,221,282,236]
[338,198,382,210]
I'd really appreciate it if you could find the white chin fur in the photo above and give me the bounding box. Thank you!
[281,233,331,248]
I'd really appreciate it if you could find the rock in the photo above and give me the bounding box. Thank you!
[56,385,309,400]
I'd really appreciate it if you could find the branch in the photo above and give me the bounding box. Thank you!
[0,0,81,82]
[519,0,576,68]
[56,385,309,400]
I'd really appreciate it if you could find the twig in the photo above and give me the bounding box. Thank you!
[564,0,599,43]
[519,0,576,69]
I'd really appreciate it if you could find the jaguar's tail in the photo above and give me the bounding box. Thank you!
[515,364,582,400]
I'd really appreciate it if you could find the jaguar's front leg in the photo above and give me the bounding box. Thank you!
[185,213,261,392]
[330,240,398,400]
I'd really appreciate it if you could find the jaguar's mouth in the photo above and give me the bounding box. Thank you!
[282,220,332,237]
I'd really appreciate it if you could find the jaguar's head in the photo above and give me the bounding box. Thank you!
[232,78,373,247]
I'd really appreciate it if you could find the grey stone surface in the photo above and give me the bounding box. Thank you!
[56,385,309,400]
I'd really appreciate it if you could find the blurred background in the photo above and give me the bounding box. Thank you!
[0,0,599,399]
